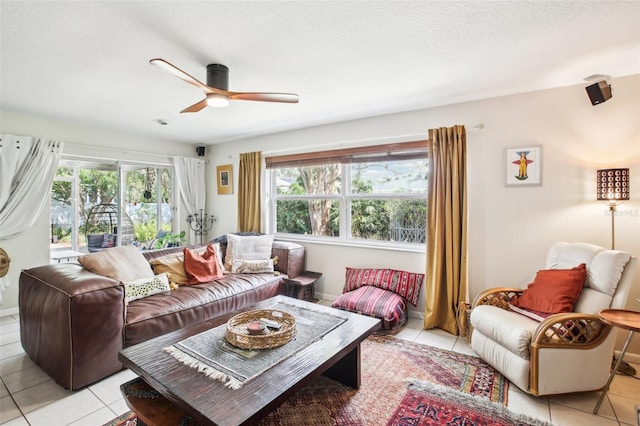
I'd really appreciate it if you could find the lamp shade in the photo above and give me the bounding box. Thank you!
[596,168,630,201]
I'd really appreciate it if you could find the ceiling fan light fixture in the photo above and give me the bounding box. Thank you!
[206,93,229,108]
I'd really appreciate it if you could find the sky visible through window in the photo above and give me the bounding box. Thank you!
[351,160,427,194]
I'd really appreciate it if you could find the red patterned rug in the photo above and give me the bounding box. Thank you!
[106,334,519,426]
[387,380,552,426]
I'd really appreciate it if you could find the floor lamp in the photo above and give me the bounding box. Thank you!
[596,168,634,375]
[596,168,629,250]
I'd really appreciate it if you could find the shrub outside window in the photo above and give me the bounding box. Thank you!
[266,141,427,247]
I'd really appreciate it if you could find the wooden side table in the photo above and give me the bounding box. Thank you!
[284,271,322,302]
[593,309,640,414]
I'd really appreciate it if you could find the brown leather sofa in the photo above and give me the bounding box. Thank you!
[18,241,305,390]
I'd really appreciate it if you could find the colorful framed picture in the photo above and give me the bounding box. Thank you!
[505,146,542,186]
[217,164,233,194]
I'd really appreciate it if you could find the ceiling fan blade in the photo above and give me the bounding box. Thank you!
[229,92,299,103]
[150,58,228,95]
[180,98,208,113]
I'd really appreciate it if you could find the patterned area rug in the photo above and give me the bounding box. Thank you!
[105,334,513,426]
[258,334,508,425]
[387,380,552,426]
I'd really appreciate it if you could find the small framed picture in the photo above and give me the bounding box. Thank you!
[505,146,542,186]
[217,164,233,194]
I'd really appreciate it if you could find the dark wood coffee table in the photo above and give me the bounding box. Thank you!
[118,295,380,425]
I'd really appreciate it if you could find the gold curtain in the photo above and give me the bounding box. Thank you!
[237,152,262,232]
[424,125,468,335]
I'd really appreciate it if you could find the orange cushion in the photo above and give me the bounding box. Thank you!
[183,244,224,284]
[511,263,586,314]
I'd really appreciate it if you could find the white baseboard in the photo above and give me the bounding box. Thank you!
[407,310,425,320]
[315,292,336,303]
[616,349,640,365]
[0,307,19,318]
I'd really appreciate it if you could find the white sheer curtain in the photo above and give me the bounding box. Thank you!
[0,134,63,304]
[173,157,206,245]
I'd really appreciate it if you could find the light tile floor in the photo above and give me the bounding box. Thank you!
[1,310,639,425]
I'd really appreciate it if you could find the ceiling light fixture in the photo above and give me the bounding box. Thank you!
[206,93,230,108]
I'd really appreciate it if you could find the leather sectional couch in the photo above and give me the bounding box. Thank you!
[18,240,305,390]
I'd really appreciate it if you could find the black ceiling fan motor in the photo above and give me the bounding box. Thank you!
[207,64,229,90]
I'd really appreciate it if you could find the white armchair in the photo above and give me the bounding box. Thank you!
[470,242,637,396]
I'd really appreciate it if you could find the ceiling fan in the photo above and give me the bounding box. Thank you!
[150,58,299,113]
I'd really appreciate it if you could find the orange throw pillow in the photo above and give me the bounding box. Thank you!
[183,244,224,284]
[510,263,587,314]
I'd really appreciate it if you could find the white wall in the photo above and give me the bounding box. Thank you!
[0,111,199,314]
[206,74,640,354]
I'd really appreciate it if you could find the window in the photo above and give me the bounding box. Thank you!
[266,141,428,247]
[50,159,175,253]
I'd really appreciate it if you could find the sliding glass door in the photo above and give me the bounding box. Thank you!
[50,159,175,256]
[122,165,174,245]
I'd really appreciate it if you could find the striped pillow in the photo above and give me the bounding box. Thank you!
[332,286,407,331]
[343,267,424,306]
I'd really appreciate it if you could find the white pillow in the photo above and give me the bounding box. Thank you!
[225,234,274,270]
[123,273,170,303]
[231,259,275,274]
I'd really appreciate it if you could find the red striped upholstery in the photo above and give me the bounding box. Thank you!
[332,286,407,332]
[343,267,424,306]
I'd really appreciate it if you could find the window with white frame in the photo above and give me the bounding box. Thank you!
[266,141,428,247]
[50,159,175,252]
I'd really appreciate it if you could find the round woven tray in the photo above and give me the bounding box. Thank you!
[225,309,296,350]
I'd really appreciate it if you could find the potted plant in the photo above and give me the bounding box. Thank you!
[154,230,186,249]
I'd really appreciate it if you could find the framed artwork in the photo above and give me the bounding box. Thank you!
[505,146,542,186]
[217,164,233,194]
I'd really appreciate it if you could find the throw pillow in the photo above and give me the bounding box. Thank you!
[101,233,116,248]
[344,268,391,293]
[183,244,224,284]
[231,259,275,274]
[148,244,222,287]
[78,245,154,282]
[508,304,553,322]
[225,234,274,271]
[510,263,587,314]
[332,286,407,331]
[123,273,170,303]
[209,242,224,272]
[343,267,425,307]
[149,253,189,287]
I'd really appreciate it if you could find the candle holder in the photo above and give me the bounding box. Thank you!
[186,209,216,244]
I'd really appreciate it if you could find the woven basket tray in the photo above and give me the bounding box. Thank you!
[225,309,296,350]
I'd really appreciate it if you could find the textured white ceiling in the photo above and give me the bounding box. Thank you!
[1,1,639,145]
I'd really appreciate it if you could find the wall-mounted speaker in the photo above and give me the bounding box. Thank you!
[585,81,612,106]
[196,146,206,156]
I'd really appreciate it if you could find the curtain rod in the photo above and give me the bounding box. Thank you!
[61,153,172,168]
[63,141,179,163]
[261,132,425,156]
[260,123,484,156]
